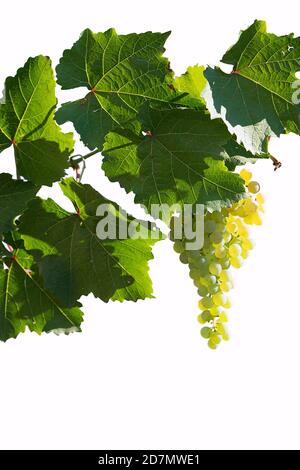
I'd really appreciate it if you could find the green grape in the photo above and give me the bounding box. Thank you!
[223,298,231,309]
[201,327,212,339]
[219,311,228,322]
[220,281,232,293]
[207,284,220,295]
[188,250,202,263]
[210,333,221,345]
[211,211,223,223]
[197,285,208,297]
[179,252,189,264]
[211,306,223,317]
[223,232,232,243]
[220,258,231,269]
[210,232,223,244]
[231,256,243,269]
[242,238,255,250]
[209,262,222,276]
[199,296,214,309]
[227,221,238,234]
[201,310,213,322]
[173,240,185,253]
[212,292,227,306]
[220,270,231,283]
[243,199,257,215]
[240,168,252,183]
[205,274,217,285]
[189,269,202,280]
[197,313,205,324]
[215,223,226,233]
[204,220,217,233]
[248,181,260,194]
[215,245,227,259]
[228,243,242,257]
[256,193,264,204]
[208,338,217,349]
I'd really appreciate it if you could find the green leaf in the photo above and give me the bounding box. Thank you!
[174,65,207,108]
[221,138,270,171]
[19,178,160,307]
[102,107,246,220]
[0,240,83,342]
[0,56,74,185]
[56,28,177,150]
[0,173,39,232]
[204,20,300,152]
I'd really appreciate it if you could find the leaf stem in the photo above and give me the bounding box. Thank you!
[14,155,21,180]
[270,155,282,171]
[69,148,101,167]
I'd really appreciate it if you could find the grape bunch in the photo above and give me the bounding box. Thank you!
[172,169,264,349]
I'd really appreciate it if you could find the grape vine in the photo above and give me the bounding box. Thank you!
[0,20,299,347]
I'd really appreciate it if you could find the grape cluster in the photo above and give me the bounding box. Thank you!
[173,169,264,349]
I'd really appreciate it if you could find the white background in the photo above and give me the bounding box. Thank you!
[0,0,299,450]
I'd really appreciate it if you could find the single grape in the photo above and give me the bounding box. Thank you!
[230,256,243,269]
[220,281,232,293]
[197,313,205,324]
[215,246,227,259]
[243,199,257,215]
[210,306,223,317]
[201,310,213,322]
[208,338,217,349]
[242,238,255,250]
[179,252,189,264]
[212,292,227,306]
[201,327,212,339]
[204,220,217,233]
[223,232,232,243]
[207,284,220,295]
[215,223,226,233]
[197,285,208,297]
[228,244,242,257]
[210,211,223,223]
[251,212,262,225]
[202,296,214,309]
[248,181,260,194]
[240,169,252,183]
[189,269,202,280]
[219,311,228,322]
[209,262,222,276]
[256,193,265,204]
[210,333,221,345]
[220,270,231,283]
[210,231,223,244]
[223,298,231,309]
[173,240,185,253]
[227,221,238,234]
[220,258,231,269]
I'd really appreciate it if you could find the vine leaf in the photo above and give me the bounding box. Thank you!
[56,28,177,150]
[0,238,83,342]
[19,178,160,307]
[0,173,39,232]
[174,65,207,108]
[0,56,74,185]
[102,106,248,220]
[204,20,300,153]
